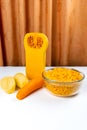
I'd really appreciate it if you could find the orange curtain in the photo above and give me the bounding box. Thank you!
[0,0,87,66]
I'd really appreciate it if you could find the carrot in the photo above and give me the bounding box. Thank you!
[16,77,44,100]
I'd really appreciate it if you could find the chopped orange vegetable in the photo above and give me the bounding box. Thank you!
[16,77,44,100]
[43,68,83,96]
[44,68,83,82]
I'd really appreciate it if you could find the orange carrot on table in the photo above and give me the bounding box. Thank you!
[16,77,44,100]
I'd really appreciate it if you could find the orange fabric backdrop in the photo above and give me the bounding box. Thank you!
[0,0,87,66]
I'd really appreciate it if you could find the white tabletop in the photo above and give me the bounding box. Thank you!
[0,66,87,130]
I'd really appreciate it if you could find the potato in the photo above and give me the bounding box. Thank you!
[0,76,16,94]
[14,73,29,88]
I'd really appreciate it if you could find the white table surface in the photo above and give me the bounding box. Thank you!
[0,66,87,130]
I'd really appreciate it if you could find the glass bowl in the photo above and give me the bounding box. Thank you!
[42,67,85,97]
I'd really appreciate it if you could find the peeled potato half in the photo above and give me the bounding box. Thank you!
[0,76,16,94]
[14,73,29,88]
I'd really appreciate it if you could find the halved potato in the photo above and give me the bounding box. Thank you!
[0,76,16,94]
[14,73,29,88]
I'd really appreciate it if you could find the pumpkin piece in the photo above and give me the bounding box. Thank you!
[24,33,48,79]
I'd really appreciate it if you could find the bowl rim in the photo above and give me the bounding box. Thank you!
[42,67,85,84]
